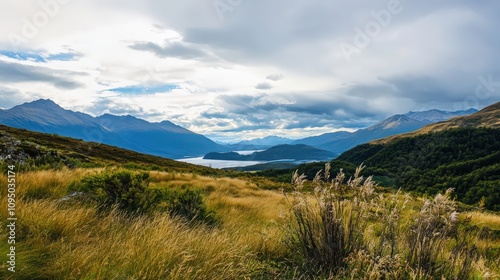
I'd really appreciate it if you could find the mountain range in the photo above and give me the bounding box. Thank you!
[0,99,224,159]
[0,99,478,160]
[294,109,478,155]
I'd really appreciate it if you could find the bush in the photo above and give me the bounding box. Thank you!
[162,188,219,225]
[70,170,218,225]
[70,171,161,215]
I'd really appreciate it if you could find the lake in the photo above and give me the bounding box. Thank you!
[177,150,265,168]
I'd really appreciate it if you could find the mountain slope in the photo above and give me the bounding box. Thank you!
[373,102,500,144]
[404,108,477,123]
[0,99,224,158]
[292,108,478,155]
[292,131,352,146]
[336,128,500,210]
[335,103,500,210]
[0,124,221,174]
[96,114,222,158]
[223,136,293,150]
[0,99,108,139]
[319,115,428,154]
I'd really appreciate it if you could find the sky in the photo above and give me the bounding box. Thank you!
[0,0,499,142]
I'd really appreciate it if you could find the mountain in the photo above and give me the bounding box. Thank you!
[95,114,223,158]
[318,115,428,154]
[204,144,336,161]
[0,99,107,139]
[373,102,500,144]
[223,136,293,150]
[292,108,478,155]
[0,99,224,159]
[404,108,478,123]
[335,102,500,210]
[0,124,222,175]
[238,136,292,146]
[292,131,352,146]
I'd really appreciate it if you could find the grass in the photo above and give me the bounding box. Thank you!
[0,166,499,279]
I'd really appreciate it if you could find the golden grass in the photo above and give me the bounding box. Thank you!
[0,168,499,279]
[467,211,500,231]
[0,169,291,279]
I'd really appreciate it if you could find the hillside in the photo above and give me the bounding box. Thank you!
[204,144,337,161]
[373,101,500,144]
[337,128,500,210]
[0,124,222,175]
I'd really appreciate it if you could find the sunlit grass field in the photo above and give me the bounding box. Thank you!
[0,168,499,279]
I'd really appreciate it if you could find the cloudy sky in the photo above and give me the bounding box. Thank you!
[0,0,499,142]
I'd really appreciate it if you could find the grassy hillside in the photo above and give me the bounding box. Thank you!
[0,124,223,175]
[337,128,500,210]
[1,124,500,279]
[0,167,499,279]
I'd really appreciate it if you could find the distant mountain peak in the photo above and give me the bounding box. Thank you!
[369,114,422,130]
[404,108,478,123]
[19,99,62,109]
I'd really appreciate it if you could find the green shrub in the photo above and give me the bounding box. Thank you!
[70,170,218,225]
[162,188,219,225]
[71,171,161,215]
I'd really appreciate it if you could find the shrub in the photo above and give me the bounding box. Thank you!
[162,188,219,225]
[70,171,161,215]
[70,170,218,225]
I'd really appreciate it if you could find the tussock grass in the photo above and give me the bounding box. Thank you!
[468,211,500,231]
[0,167,499,279]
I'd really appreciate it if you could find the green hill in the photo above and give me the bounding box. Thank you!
[0,124,222,175]
[337,128,500,210]
[204,144,337,161]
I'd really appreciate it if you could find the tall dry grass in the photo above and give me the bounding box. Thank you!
[285,163,500,279]
[0,168,292,279]
[0,167,498,279]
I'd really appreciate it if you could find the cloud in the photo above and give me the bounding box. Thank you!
[0,60,83,89]
[255,82,272,90]
[1,1,500,142]
[129,40,210,60]
[45,52,82,61]
[266,73,284,81]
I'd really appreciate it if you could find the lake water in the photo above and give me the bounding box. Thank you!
[177,150,265,169]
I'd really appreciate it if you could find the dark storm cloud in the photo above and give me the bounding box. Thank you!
[213,93,385,131]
